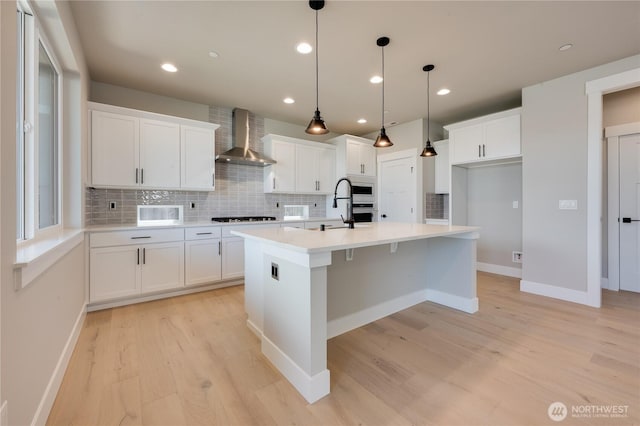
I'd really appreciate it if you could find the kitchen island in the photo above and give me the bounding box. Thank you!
[232,222,480,403]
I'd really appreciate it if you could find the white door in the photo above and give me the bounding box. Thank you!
[378,151,416,223]
[139,119,181,188]
[181,125,215,190]
[620,133,640,292]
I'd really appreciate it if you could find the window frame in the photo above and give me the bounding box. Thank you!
[17,1,64,244]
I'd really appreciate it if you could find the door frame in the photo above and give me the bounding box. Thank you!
[585,67,640,308]
[606,122,640,291]
[376,148,420,223]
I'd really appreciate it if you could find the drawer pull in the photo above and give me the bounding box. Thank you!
[196,232,212,235]
[137,248,140,265]
[131,236,151,239]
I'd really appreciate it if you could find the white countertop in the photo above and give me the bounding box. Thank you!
[232,222,480,254]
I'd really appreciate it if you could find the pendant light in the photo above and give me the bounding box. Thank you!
[305,0,329,135]
[420,64,438,157]
[373,36,393,148]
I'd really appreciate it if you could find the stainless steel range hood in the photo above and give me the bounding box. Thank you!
[215,108,276,166]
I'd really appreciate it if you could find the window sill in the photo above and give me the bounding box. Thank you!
[14,229,85,290]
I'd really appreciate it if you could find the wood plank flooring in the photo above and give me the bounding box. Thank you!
[47,273,640,425]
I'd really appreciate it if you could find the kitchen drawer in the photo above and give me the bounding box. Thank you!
[221,223,279,238]
[185,226,222,240]
[90,228,185,248]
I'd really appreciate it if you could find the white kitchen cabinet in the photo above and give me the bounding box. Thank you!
[221,238,245,280]
[295,145,336,193]
[185,227,222,286]
[181,125,216,190]
[139,119,181,188]
[139,242,185,293]
[263,134,335,194]
[91,110,140,188]
[90,245,140,301]
[89,102,219,191]
[329,135,377,178]
[446,108,521,165]
[433,139,450,194]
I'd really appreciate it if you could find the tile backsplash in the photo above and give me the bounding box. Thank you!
[85,105,327,226]
[425,192,449,219]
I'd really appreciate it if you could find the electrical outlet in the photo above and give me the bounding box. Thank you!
[271,262,279,281]
[189,202,196,209]
[559,200,577,210]
[512,251,523,263]
[512,201,519,209]
[109,201,117,210]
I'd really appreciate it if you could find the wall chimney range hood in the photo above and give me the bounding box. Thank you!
[215,108,276,166]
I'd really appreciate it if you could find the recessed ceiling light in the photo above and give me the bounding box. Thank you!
[296,42,313,54]
[559,43,573,51]
[283,97,295,104]
[437,88,451,96]
[370,75,383,84]
[208,51,219,58]
[357,118,367,124]
[161,63,178,72]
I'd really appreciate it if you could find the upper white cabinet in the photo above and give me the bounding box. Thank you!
[330,135,377,177]
[446,108,521,166]
[89,102,219,191]
[262,134,336,194]
[433,139,450,194]
[181,125,216,190]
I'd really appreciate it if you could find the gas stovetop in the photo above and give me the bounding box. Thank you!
[211,216,277,223]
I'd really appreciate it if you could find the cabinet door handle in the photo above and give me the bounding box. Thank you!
[196,232,212,235]
[482,144,486,157]
[273,178,276,190]
[142,247,146,264]
[135,168,139,183]
[478,145,481,157]
[218,241,221,255]
[141,168,144,184]
[212,173,215,187]
[131,236,151,239]
[137,248,140,265]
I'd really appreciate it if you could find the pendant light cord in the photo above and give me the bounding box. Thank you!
[426,69,430,141]
[315,9,319,111]
[381,45,385,129]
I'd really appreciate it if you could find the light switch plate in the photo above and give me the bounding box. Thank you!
[512,201,519,209]
[559,200,578,210]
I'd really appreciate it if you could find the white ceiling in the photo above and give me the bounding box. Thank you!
[68,1,640,135]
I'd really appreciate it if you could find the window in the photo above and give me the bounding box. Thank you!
[16,5,62,242]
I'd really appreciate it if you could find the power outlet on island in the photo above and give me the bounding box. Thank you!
[512,251,523,264]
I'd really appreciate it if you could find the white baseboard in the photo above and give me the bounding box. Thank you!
[261,335,330,403]
[601,277,611,290]
[1,400,8,426]
[425,289,479,313]
[520,280,589,306]
[246,319,262,339]
[477,262,522,278]
[327,289,429,339]
[31,303,86,426]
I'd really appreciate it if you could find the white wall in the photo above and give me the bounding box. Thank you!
[521,54,640,293]
[0,1,89,424]
[467,164,522,269]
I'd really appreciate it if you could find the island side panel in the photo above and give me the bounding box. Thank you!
[261,253,330,403]
[326,239,432,338]
[424,235,478,313]
[244,239,264,336]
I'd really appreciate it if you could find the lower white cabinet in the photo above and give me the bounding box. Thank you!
[90,241,184,303]
[185,239,222,286]
[221,238,245,279]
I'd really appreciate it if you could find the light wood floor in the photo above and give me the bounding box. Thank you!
[48,273,640,426]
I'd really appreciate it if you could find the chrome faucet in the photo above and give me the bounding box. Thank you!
[332,177,355,229]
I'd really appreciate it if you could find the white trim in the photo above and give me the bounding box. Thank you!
[443,107,522,131]
[585,66,640,309]
[327,288,429,339]
[425,288,479,313]
[0,401,7,426]
[31,303,86,426]
[87,279,243,312]
[601,277,611,290]
[14,230,84,290]
[605,122,640,138]
[520,279,590,306]
[477,262,522,278]
[607,134,621,291]
[246,319,262,338]
[261,335,330,404]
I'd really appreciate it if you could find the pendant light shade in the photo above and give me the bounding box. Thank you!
[373,36,393,148]
[420,64,438,157]
[305,0,329,135]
